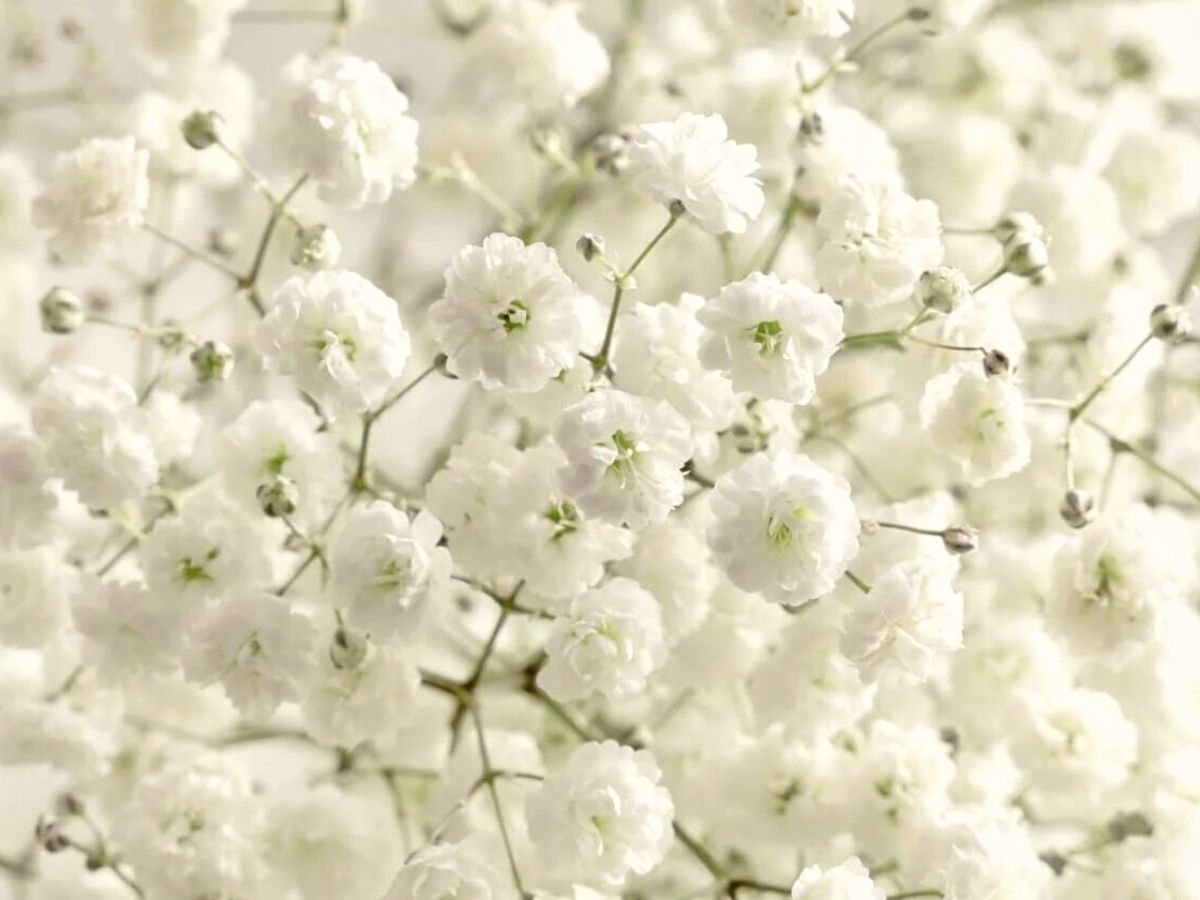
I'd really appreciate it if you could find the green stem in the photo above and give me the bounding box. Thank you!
[1069,333,1153,422]
[845,570,872,594]
[803,10,919,93]
[143,223,242,282]
[592,212,681,370]
[1082,418,1200,504]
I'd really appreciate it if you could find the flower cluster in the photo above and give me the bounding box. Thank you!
[2,1,1200,898]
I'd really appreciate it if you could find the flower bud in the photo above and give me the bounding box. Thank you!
[576,233,605,262]
[434,351,457,380]
[992,210,1042,244]
[330,627,370,670]
[39,286,84,334]
[916,266,972,313]
[1003,233,1050,279]
[1106,811,1153,842]
[1149,303,1191,343]
[35,818,69,853]
[982,349,1011,378]
[1059,488,1096,529]
[55,793,84,817]
[798,112,824,144]
[941,525,979,555]
[257,474,298,518]
[590,131,630,176]
[190,340,234,382]
[181,110,220,150]
[291,224,342,271]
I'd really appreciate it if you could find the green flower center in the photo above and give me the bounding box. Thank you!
[748,320,787,356]
[498,299,530,333]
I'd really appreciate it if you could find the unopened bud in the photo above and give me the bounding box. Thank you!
[1003,233,1050,279]
[39,286,84,334]
[1039,852,1068,877]
[55,793,84,817]
[798,112,824,143]
[181,110,220,151]
[257,474,298,519]
[531,128,565,158]
[576,233,605,262]
[1149,303,1191,343]
[941,525,979,555]
[434,352,457,380]
[36,818,70,853]
[916,266,972,313]
[993,210,1042,244]
[982,348,1011,378]
[1059,488,1096,529]
[190,340,234,382]
[330,627,370,670]
[291,224,342,271]
[590,131,630,176]
[1107,811,1153,842]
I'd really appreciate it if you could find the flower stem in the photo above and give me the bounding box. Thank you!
[592,211,681,371]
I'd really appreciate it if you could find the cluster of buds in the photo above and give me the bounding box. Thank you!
[995,211,1051,283]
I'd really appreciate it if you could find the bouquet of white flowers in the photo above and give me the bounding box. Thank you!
[1,0,1199,898]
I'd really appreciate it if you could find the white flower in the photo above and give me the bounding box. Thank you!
[1012,686,1138,810]
[791,857,884,900]
[268,51,419,207]
[329,502,451,638]
[470,0,610,110]
[384,839,505,900]
[139,494,273,611]
[31,366,159,510]
[32,136,150,264]
[554,388,693,528]
[698,272,844,404]
[616,518,717,641]
[430,233,595,392]
[628,113,765,234]
[795,106,903,205]
[0,547,72,648]
[918,363,1031,486]
[526,741,674,889]
[841,558,964,684]
[708,450,860,606]
[126,0,247,71]
[114,755,270,899]
[258,269,412,416]
[489,440,634,601]
[612,294,739,432]
[218,398,343,526]
[0,426,57,549]
[538,577,666,701]
[73,580,182,685]
[265,785,397,900]
[815,175,943,308]
[1103,123,1200,237]
[1010,166,1123,277]
[1047,505,1186,661]
[728,0,854,39]
[0,697,117,781]
[921,807,1050,900]
[300,631,422,747]
[185,592,317,718]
